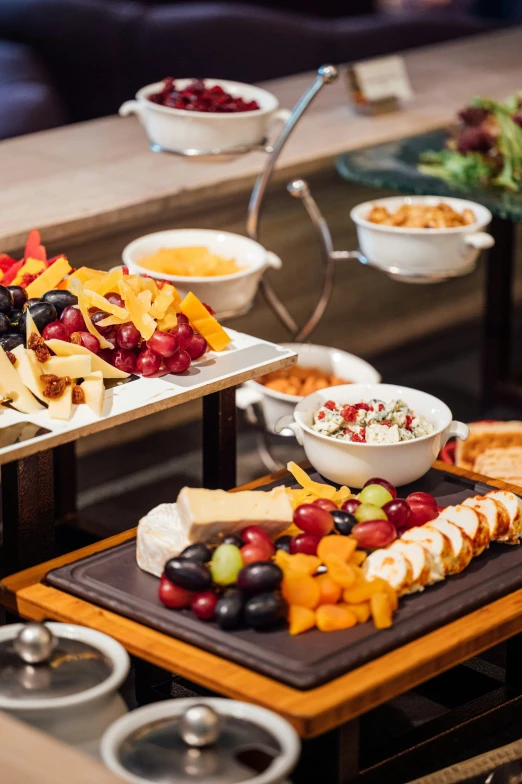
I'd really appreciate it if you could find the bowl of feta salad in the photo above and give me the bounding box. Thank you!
[281,383,469,487]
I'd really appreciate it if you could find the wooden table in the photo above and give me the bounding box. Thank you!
[3,460,522,783]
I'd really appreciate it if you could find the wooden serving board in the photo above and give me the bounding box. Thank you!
[46,468,522,690]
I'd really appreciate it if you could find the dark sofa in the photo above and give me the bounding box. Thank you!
[0,0,495,140]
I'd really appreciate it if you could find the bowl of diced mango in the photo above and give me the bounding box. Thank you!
[122,228,282,319]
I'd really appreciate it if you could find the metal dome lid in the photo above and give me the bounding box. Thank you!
[101,697,301,784]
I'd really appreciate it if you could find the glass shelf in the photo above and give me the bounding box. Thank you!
[336,129,522,223]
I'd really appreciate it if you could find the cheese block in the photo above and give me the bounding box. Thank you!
[46,384,73,420]
[25,256,71,299]
[363,548,413,596]
[176,486,293,543]
[438,505,490,556]
[0,347,44,413]
[45,339,129,379]
[80,371,104,416]
[41,354,92,379]
[137,504,190,577]
[486,490,522,541]
[12,345,47,402]
[429,517,474,574]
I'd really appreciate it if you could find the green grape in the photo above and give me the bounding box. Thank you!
[358,484,393,508]
[210,544,244,586]
[354,503,388,523]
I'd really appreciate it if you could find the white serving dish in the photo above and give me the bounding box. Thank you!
[237,343,381,433]
[122,228,282,318]
[0,623,129,756]
[350,195,494,280]
[280,382,469,488]
[119,78,289,154]
[101,697,300,784]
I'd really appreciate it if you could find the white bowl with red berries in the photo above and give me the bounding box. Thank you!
[122,228,283,319]
[119,77,290,155]
[284,383,469,488]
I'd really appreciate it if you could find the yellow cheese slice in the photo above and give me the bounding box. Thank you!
[42,355,92,379]
[12,345,47,402]
[180,292,231,352]
[93,268,124,297]
[47,384,73,420]
[68,267,105,285]
[157,307,179,332]
[0,347,44,413]
[118,280,156,341]
[44,339,129,378]
[84,289,129,320]
[80,371,104,416]
[24,310,41,345]
[25,256,71,299]
[149,283,177,320]
[287,461,337,500]
[12,258,47,286]
[136,290,153,312]
[69,279,114,350]
[96,314,128,328]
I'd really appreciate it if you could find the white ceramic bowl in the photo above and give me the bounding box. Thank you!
[237,343,381,433]
[350,195,494,280]
[282,383,469,488]
[0,623,130,756]
[122,228,282,319]
[101,697,301,784]
[119,78,289,154]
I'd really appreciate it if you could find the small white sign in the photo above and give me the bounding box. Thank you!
[353,55,413,103]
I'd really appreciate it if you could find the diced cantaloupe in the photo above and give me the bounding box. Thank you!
[25,256,71,299]
[44,339,129,378]
[0,347,44,413]
[179,292,231,351]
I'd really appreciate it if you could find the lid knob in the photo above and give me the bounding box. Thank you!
[179,704,222,748]
[13,623,56,664]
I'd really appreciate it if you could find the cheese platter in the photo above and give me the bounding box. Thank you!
[46,463,522,690]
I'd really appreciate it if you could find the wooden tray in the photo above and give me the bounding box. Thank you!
[46,468,522,690]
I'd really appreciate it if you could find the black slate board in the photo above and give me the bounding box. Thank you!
[47,469,522,690]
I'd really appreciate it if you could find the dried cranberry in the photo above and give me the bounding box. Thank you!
[324,400,336,411]
[147,78,260,114]
[317,411,325,420]
[351,429,366,443]
[340,405,357,422]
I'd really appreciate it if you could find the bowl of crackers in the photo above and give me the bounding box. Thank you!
[350,195,494,279]
[237,343,381,434]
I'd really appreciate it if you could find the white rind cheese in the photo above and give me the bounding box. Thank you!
[137,504,190,577]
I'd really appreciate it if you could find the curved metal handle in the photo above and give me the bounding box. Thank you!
[247,65,339,336]
[464,232,495,250]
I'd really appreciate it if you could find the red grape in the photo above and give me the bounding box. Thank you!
[42,321,70,342]
[158,575,193,608]
[408,499,438,527]
[98,348,114,365]
[382,499,411,529]
[147,330,179,357]
[117,323,141,350]
[241,526,275,555]
[186,334,208,360]
[91,310,117,339]
[60,306,86,334]
[191,591,218,621]
[177,312,189,324]
[436,505,445,514]
[164,349,191,374]
[113,348,137,374]
[136,348,161,376]
[312,498,338,512]
[293,504,333,536]
[172,323,194,349]
[341,498,361,514]
[363,477,397,499]
[352,520,396,550]
[71,331,100,354]
[406,491,437,509]
[105,292,124,308]
[240,543,272,564]
[290,533,321,555]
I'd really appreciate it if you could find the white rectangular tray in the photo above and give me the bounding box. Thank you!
[0,330,296,465]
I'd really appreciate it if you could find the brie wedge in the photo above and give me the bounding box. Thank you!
[137,504,190,577]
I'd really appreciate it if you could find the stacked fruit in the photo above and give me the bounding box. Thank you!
[159,526,287,630]
[0,284,78,352]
